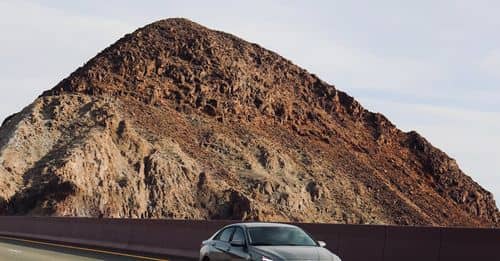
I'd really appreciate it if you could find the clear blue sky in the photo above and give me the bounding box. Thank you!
[0,0,498,204]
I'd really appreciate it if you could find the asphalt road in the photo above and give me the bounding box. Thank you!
[0,236,192,261]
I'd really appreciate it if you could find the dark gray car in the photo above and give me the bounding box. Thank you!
[199,222,342,261]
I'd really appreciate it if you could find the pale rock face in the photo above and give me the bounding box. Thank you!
[0,18,497,226]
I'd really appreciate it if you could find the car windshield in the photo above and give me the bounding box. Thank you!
[247,226,317,246]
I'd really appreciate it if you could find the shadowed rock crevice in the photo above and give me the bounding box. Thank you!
[0,197,7,215]
[7,179,77,215]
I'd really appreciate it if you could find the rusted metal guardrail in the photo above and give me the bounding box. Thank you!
[0,216,498,261]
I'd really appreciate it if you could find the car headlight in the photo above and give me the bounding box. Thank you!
[261,256,273,261]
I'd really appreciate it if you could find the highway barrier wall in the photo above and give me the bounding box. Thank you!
[0,216,498,261]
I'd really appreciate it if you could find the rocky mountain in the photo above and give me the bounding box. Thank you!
[0,18,497,226]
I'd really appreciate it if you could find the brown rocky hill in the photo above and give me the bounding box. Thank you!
[0,18,497,226]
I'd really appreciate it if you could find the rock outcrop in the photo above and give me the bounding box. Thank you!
[0,18,497,226]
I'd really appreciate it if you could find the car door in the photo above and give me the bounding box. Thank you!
[228,227,251,261]
[211,227,234,261]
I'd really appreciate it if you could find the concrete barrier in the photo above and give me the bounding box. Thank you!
[0,216,498,260]
[384,226,440,261]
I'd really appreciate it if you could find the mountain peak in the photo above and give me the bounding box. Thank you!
[3,18,498,226]
[44,17,365,127]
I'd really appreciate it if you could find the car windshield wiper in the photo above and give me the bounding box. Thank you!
[279,243,313,246]
[251,243,314,246]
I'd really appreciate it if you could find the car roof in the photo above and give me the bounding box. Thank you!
[230,222,299,228]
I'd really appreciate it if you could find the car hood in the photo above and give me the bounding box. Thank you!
[252,245,336,261]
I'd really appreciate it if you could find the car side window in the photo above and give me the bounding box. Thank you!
[231,227,245,243]
[216,227,234,242]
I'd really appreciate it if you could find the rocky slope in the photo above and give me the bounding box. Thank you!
[0,18,498,226]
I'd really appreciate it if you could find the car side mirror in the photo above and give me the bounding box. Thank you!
[231,240,245,247]
[318,241,327,248]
